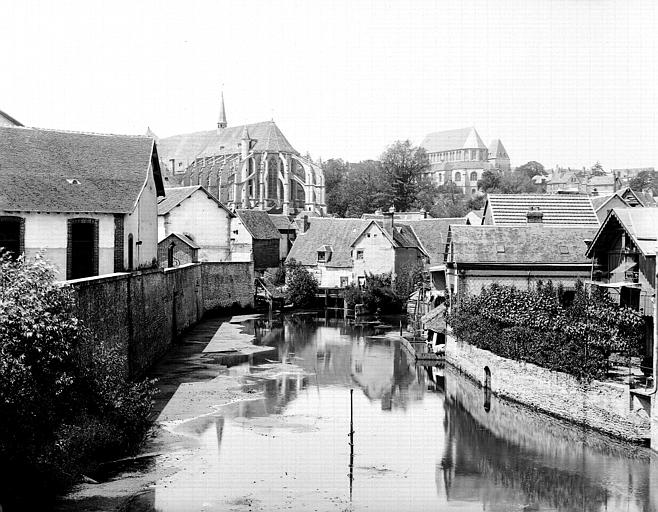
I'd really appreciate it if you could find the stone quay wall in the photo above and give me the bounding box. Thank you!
[69,262,254,377]
[445,335,651,442]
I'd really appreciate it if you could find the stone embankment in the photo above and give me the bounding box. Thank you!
[444,334,651,443]
[69,262,254,376]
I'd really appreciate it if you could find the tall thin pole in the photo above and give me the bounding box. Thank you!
[349,388,354,501]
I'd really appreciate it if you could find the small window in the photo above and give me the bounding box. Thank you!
[454,172,462,182]
[317,251,326,263]
[340,277,349,287]
[496,245,505,253]
[66,178,81,185]
[358,276,366,287]
[470,171,478,182]
[356,250,364,260]
[559,245,569,254]
[367,233,371,238]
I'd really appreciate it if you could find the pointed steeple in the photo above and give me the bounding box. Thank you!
[217,90,227,130]
[240,125,250,141]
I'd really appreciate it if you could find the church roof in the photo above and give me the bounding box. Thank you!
[488,139,508,159]
[0,126,164,214]
[158,121,299,164]
[421,127,487,154]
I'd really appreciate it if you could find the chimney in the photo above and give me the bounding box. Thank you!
[526,206,543,224]
[383,206,395,232]
[420,207,427,219]
[302,214,309,233]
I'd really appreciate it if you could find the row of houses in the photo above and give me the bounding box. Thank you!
[287,192,656,358]
[0,115,300,280]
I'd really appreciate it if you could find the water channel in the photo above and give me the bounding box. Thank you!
[125,312,658,512]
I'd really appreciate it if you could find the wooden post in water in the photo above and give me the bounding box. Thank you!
[349,388,354,501]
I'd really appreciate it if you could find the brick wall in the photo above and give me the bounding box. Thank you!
[69,261,254,377]
[445,335,650,442]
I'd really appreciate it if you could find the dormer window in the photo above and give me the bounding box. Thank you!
[317,244,333,263]
[66,178,81,185]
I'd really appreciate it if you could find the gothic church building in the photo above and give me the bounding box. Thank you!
[157,94,325,216]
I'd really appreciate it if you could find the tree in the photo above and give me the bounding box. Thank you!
[285,259,319,307]
[478,170,501,192]
[0,253,155,505]
[590,161,606,176]
[629,170,657,192]
[515,161,546,179]
[380,140,430,212]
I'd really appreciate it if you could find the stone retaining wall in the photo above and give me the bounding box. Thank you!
[69,262,254,377]
[445,335,650,442]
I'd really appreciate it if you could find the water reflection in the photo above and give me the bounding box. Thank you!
[144,313,657,512]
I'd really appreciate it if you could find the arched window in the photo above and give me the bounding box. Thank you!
[470,171,478,182]
[454,172,462,182]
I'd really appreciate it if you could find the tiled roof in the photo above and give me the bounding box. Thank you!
[421,127,487,154]
[157,185,232,216]
[448,225,597,265]
[236,209,280,240]
[158,120,299,164]
[0,126,163,214]
[268,214,295,231]
[484,194,599,226]
[287,218,370,268]
[158,232,200,249]
[588,174,615,186]
[400,218,466,264]
[588,208,658,258]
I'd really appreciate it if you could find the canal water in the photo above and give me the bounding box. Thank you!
[133,312,658,512]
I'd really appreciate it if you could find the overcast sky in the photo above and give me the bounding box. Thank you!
[1,0,656,170]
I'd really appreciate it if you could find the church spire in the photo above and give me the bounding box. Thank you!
[217,90,227,131]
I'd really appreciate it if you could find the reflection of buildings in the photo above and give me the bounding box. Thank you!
[439,368,654,511]
[253,313,429,410]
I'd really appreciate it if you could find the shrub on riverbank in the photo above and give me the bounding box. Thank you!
[0,253,155,507]
[285,259,319,307]
[342,271,419,313]
[447,281,645,380]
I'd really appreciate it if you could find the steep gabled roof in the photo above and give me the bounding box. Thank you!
[447,225,597,265]
[421,127,487,154]
[236,209,280,240]
[157,185,233,216]
[286,218,370,268]
[400,218,466,264]
[158,231,200,249]
[0,126,163,214]
[587,208,658,258]
[158,121,299,164]
[488,139,508,159]
[483,194,599,226]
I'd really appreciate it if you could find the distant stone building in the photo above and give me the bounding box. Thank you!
[420,127,510,195]
[156,93,325,216]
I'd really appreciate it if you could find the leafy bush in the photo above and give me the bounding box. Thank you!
[447,281,645,380]
[0,253,155,505]
[285,259,319,307]
[342,284,363,307]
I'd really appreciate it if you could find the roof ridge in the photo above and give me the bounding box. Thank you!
[2,125,153,139]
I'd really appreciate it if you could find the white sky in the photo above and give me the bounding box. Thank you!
[1,0,656,169]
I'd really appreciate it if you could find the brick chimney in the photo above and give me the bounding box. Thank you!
[383,206,395,232]
[526,206,543,223]
[302,214,309,233]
